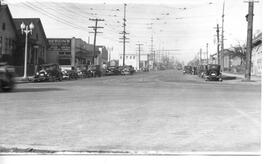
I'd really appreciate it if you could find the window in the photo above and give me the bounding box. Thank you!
[133,56,135,59]
[36,34,39,40]
[130,56,132,59]
[120,56,122,59]
[0,36,2,54]
[59,59,71,65]
[126,56,128,59]
[5,37,8,51]
[2,23,6,31]
[9,39,12,49]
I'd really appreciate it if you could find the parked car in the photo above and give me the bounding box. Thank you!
[141,67,149,72]
[192,67,197,75]
[105,66,121,76]
[62,70,78,80]
[88,65,102,77]
[204,64,222,81]
[0,62,15,92]
[121,65,135,75]
[183,66,193,74]
[197,65,208,78]
[34,64,63,82]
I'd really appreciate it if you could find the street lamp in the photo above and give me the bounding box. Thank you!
[20,22,34,79]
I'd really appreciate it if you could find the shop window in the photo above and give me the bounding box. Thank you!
[2,23,6,31]
[59,59,71,65]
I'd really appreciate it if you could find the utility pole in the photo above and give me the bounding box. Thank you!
[214,24,220,65]
[89,18,104,65]
[221,0,225,71]
[206,43,209,64]
[136,43,143,70]
[153,50,156,70]
[244,0,257,81]
[119,4,129,66]
[151,35,154,69]
[199,48,202,65]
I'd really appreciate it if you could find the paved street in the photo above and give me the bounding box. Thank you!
[0,70,260,154]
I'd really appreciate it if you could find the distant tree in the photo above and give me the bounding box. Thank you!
[228,43,246,65]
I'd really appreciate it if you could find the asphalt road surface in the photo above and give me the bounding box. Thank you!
[0,70,261,154]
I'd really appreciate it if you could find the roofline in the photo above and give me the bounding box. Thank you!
[1,5,18,38]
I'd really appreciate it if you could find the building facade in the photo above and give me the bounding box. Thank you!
[119,53,149,70]
[13,18,48,75]
[47,37,96,68]
[0,5,17,64]
[251,32,262,76]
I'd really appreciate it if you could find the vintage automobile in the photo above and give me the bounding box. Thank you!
[192,67,197,75]
[105,66,121,76]
[183,66,193,74]
[0,62,15,92]
[121,65,135,75]
[88,65,102,77]
[204,64,223,81]
[197,65,208,78]
[62,69,78,80]
[34,64,63,82]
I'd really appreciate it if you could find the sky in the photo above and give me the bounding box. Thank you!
[3,0,262,64]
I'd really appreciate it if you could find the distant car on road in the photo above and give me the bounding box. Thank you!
[183,66,193,74]
[0,62,15,92]
[197,65,208,78]
[105,66,121,76]
[88,65,102,77]
[121,65,135,75]
[204,64,222,81]
[34,64,63,82]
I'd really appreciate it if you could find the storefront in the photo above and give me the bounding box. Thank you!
[47,37,106,68]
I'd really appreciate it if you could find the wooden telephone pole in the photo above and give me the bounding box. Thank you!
[221,0,225,71]
[214,24,220,65]
[89,18,104,65]
[136,43,143,70]
[244,0,258,81]
[119,4,129,66]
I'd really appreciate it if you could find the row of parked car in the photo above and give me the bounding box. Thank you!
[33,64,136,82]
[183,64,223,81]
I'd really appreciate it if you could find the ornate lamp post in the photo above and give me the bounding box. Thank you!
[20,22,34,79]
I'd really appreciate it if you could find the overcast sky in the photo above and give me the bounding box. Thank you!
[5,0,262,63]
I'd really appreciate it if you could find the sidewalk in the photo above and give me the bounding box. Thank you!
[14,76,34,84]
[222,72,261,82]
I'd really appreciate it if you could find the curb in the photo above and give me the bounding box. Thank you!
[14,77,34,84]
